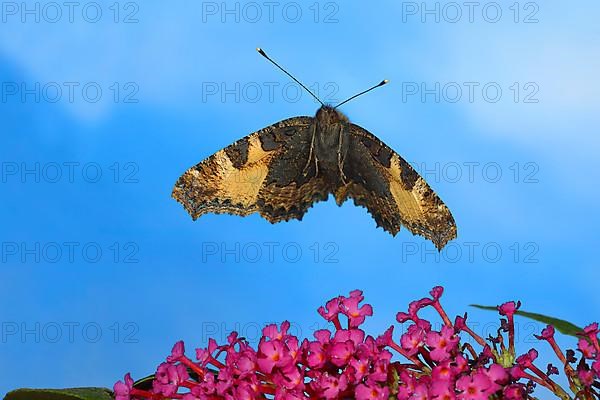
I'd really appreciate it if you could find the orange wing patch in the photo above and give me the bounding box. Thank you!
[389,156,422,221]
[212,135,276,207]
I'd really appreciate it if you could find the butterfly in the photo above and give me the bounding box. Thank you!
[172,49,457,250]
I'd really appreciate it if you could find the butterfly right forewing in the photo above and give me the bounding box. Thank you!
[337,123,457,250]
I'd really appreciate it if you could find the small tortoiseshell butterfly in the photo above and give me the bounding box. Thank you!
[173,49,457,250]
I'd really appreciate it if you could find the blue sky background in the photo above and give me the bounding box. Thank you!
[1,0,599,396]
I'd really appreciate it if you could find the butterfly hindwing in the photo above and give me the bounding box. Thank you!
[172,116,331,223]
[337,124,457,250]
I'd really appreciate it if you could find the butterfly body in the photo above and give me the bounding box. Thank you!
[173,106,457,250]
[311,105,350,185]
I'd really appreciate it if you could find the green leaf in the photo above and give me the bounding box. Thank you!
[470,305,584,337]
[3,388,113,400]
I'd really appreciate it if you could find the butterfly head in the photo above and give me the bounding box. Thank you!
[316,105,348,126]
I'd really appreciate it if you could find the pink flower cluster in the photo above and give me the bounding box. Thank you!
[114,288,599,399]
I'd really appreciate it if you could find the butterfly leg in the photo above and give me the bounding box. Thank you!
[337,125,348,184]
[303,124,317,176]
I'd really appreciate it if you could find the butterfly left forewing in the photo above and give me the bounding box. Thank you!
[172,116,332,223]
[338,124,457,250]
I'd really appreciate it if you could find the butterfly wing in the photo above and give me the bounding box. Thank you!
[172,116,331,223]
[336,123,457,250]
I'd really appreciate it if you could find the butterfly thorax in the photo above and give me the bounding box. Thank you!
[315,105,348,125]
[313,106,350,183]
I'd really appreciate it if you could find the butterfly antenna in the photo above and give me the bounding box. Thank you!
[257,48,324,106]
[334,79,389,109]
